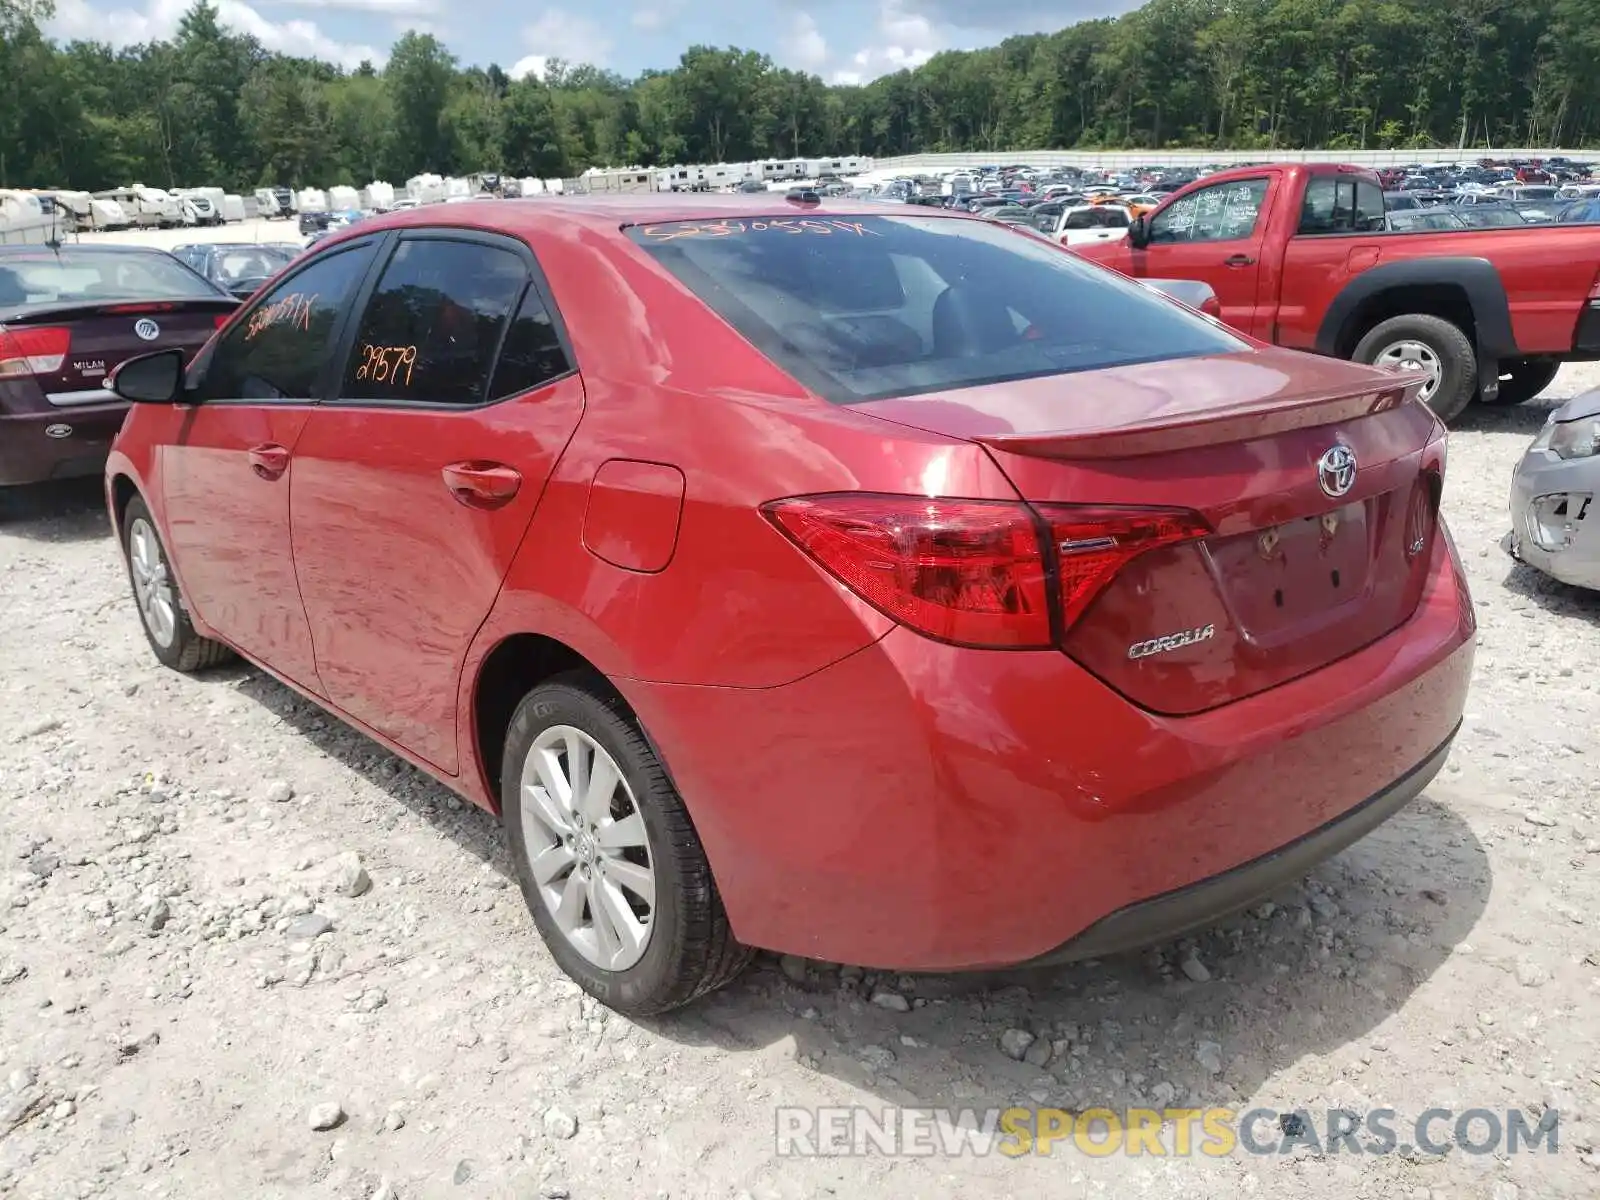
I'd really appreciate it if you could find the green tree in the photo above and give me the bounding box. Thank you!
[386,31,456,178]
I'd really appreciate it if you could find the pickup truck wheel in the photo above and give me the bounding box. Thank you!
[1353,315,1477,424]
[1482,360,1559,407]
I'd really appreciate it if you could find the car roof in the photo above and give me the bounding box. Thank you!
[338,194,963,241]
[0,243,171,257]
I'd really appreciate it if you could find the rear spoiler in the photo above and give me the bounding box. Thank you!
[970,374,1430,460]
[0,296,240,326]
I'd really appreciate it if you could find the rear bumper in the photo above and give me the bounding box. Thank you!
[621,530,1475,970]
[1023,727,1455,966]
[0,403,127,487]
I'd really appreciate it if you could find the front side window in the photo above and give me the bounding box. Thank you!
[1148,178,1269,243]
[193,242,378,402]
[341,238,528,405]
[627,212,1245,406]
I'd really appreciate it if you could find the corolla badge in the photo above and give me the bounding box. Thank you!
[133,318,161,341]
[1127,624,1216,660]
[44,424,73,439]
[1316,444,1358,499]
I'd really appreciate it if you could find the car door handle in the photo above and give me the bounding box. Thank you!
[1223,254,1256,267]
[442,461,522,509]
[247,443,290,480]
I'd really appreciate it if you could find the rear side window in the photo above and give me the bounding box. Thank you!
[1299,177,1386,234]
[488,286,572,399]
[342,238,528,405]
[193,242,378,402]
[627,213,1245,405]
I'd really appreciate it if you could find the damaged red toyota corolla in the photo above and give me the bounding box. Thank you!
[102,197,1474,1015]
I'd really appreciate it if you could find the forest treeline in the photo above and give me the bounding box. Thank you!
[3,0,1599,192]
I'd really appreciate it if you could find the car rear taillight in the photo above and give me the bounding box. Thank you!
[762,494,1052,648]
[1037,505,1212,627]
[762,494,1211,648]
[0,326,71,378]
[214,314,231,329]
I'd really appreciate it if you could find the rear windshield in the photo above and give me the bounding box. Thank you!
[0,250,221,308]
[215,247,293,282]
[627,213,1244,404]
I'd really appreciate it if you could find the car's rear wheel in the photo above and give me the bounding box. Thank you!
[1481,359,1560,407]
[121,496,235,672]
[1354,314,1477,423]
[501,673,752,1015]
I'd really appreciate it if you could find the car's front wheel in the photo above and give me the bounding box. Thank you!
[121,496,235,672]
[501,673,751,1015]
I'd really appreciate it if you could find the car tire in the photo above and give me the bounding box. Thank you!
[1482,359,1560,406]
[1353,314,1478,424]
[121,496,235,673]
[501,672,752,1016]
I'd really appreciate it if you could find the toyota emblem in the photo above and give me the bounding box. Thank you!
[1316,444,1358,498]
[133,318,160,341]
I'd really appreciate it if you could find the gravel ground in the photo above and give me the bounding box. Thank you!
[2,365,1598,1200]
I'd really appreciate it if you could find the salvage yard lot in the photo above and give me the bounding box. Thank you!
[1,363,1598,1197]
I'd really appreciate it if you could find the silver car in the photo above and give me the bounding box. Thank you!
[1506,390,1600,589]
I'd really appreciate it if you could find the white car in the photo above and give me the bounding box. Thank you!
[1052,204,1134,246]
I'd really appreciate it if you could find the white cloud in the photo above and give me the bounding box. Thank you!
[830,0,942,84]
[509,8,612,78]
[270,0,438,14]
[46,0,384,68]
[785,11,827,73]
[631,7,662,29]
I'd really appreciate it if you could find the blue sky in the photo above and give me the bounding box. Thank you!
[44,0,1138,82]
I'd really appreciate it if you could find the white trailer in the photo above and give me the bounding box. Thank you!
[406,173,446,204]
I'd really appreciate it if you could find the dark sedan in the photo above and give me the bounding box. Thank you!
[171,242,297,299]
[0,246,237,503]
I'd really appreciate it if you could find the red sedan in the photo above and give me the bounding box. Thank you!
[102,196,1474,1015]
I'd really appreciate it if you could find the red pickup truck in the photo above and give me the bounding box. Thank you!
[1071,162,1600,422]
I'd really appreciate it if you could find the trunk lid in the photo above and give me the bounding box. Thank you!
[0,299,236,407]
[854,349,1446,714]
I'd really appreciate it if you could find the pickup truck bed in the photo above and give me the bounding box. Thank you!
[1071,163,1600,422]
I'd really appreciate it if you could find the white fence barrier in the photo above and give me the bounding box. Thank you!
[869,148,1593,172]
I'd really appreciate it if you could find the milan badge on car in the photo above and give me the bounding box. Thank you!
[1316,444,1357,498]
[133,318,161,341]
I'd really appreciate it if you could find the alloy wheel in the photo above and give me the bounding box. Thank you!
[127,516,177,649]
[518,725,656,971]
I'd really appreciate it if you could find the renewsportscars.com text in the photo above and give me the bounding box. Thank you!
[774,1106,1562,1158]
